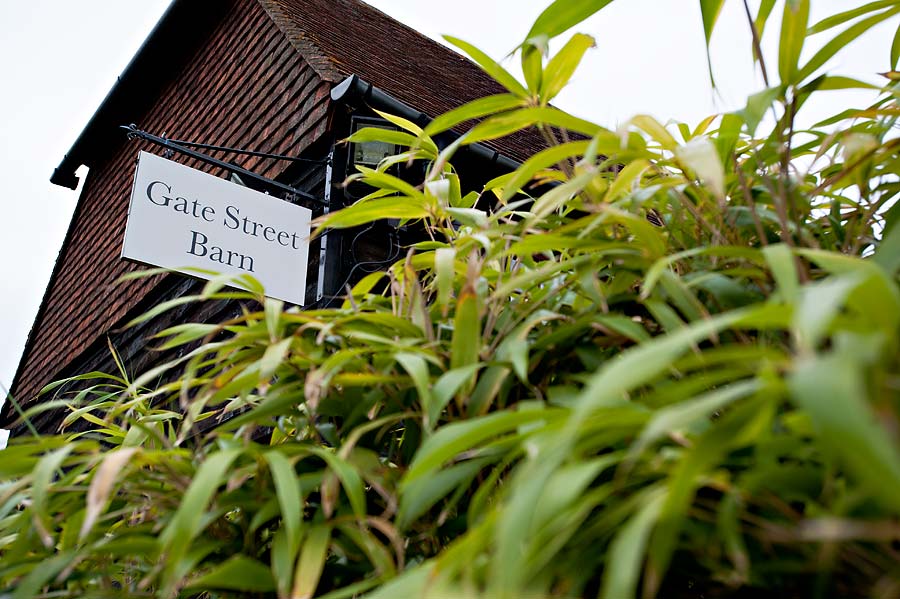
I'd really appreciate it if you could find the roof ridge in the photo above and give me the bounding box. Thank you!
[255,0,343,83]
[329,0,470,65]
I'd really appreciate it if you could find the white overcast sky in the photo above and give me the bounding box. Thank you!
[0,1,895,401]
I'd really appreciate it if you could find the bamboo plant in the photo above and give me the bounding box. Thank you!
[2,1,899,597]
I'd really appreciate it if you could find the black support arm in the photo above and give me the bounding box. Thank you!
[121,125,328,208]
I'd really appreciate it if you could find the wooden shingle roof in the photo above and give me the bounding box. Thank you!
[258,0,539,161]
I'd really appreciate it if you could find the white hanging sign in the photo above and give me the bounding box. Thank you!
[122,151,312,305]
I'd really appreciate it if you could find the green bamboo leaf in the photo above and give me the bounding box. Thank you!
[717,491,750,580]
[372,108,426,137]
[434,247,456,309]
[398,457,490,529]
[220,382,304,430]
[892,23,900,69]
[424,94,524,136]
[403,408,564,487]
[201,270,265,297]
[395,352,437,429]
[347,270,388,297]
[93,535,160,557]
[601,488,665,599]
[647,396,776,596]
[602,207,668,260]
[521,37,545,95]
[31,444,75,546]
[467,364,513,417]
[351,166,426,198]
[815,75,880,91]
[363,563,436,599]
[529,170,595,222]
[504,235,630,257]
[699,0,725,85]
[159,449,242,561]
[778,0,810,84]
[292,525,332,599]
[604,159,650,202]
[339,312,427,339]
[797,7,900,83]
[493,254,593,301]
[124,295,202,328]
[490,450,625,597]
[584,127,626,163]
[676,137,725,199]
[499,338,529,382]
[0,448,47,479]
[264,451,303,561]
[12,550,77,599]
[187,555,277,592]
[645,298,686,334]
[740,86,781,136]
[808,0,897,34]
[793,273,865,351]
[338,523,396,578]
[755,0,777,41]
[661,271,709,323]
[630,114,678,150]
[763,243,800,303]
[790,352,900,513]
[700,0,725,44]
[799,258,899,347]
[540,33,596,103]
[502,140,591,202]
[444,35,529,98]
[446,207,489,228]
[456,190,480,209]
[307,447,367,518]
[430,364,483,426]
[577,306,782,416]
[715,112,743,164]
[527,0,615,41]
[689,115,716,138]
[79,448,138,541]
[346,127,421,149]
[463,111,540,144]
[154,323,220,350]
[489,446,566,596]
[874,210,900,274]
[260,338,292,380]
[594,314,651,342]
[497,309,563,383]
[270,528,295,598]
[450,286,481,371]
[314,197,430,233]
[531,456,621,533]
[164,543,225,595]
[466,106,603,144]
[425,177,450,207]
[629,379,761,461]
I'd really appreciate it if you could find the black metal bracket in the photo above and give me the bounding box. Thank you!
[161,137,330,165]
[121,124,329,207]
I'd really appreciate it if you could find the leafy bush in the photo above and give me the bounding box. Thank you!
[3,1,899,597]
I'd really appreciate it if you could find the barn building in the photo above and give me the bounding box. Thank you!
[3,0,538,434]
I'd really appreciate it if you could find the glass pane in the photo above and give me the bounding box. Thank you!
[353,140,395,167]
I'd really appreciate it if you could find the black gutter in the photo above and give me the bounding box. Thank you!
[51,0,222,190]
[329,75,521,172]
